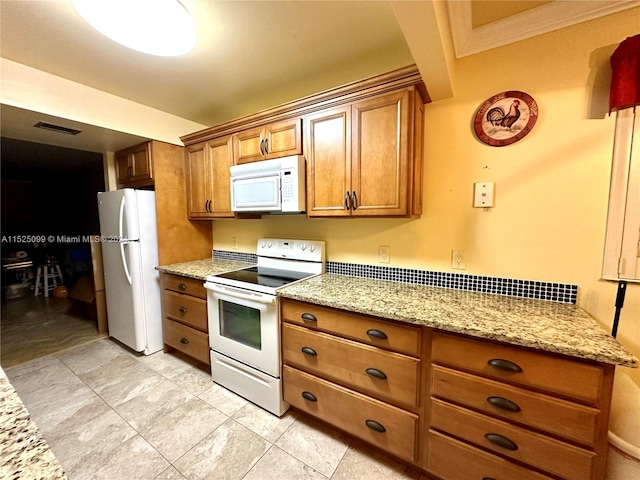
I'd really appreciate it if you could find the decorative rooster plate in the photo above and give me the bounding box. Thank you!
[474,91,538,146]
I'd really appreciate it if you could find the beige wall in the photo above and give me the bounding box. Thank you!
[211,9,640,381]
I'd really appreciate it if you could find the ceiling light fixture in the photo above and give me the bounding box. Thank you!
[71,0,196,57]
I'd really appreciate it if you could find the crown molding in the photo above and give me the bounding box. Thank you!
[449,0,640,58]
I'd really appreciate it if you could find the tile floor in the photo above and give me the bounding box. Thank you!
[5,338,427,480]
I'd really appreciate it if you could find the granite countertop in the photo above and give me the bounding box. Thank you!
[0,367,67,479]
[156,258,255,281]
[278,273,638,368]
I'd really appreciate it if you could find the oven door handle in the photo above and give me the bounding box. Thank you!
[204,283,277,305]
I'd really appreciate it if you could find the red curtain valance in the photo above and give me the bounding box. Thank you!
[610,33,640,113]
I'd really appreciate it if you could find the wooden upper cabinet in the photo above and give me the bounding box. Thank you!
[234,118,302,164]
[185,136,234,219]
[115,142,153,188]
[305,106,352,216]
[180,65,428,219]
[352,90,410,216]
[306,87,423,217]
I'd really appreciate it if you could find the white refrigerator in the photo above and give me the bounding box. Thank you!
[97,189,162,355]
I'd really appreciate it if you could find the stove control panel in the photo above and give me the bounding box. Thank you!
[257,238,325,262]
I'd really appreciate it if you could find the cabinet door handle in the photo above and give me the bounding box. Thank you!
[488,358,523,373]
[180,337,189,345]
[301,391,317,402]
[487,396,521,412]
[484,433,518,451]
[365,419,386,433]
[351,190,358,210]
[178,283,187,291]
[366,329,388,340]
[264,138,269,155]
[365,368,387,380]
[179,306,187,314]
[301,346,317,356]
[344,191,351,210]
[301,313,317,323]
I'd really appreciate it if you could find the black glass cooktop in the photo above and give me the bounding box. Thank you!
[214,266,313,289]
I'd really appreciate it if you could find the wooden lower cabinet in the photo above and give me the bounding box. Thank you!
[426,430,554,480]
[281,299,616,480]
[283,366,418,462]
[281,298,422,464]
[282,323,420,408]
[160,273,210,365]
[427,332,614,480]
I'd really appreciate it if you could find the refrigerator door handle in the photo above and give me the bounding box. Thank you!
[118,195,126,241]
[120,242,132,285]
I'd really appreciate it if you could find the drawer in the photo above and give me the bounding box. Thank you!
[283,323,420,408]
[431,332,604,405]
[430,398,596,480]
[426,430,553,480]
[163,319,210,365]
[431,365,600,447]
[283,365,418,463]
[281,299,421,356]
[164,290,207,332]
[163,274,206,299]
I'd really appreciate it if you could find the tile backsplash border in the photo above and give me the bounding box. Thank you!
[212,250,578,304]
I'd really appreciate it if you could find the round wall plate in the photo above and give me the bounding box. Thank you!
[474,91,538,147]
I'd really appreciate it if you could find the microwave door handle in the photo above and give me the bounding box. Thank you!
[231,171,281,180]
[204,283,277,305]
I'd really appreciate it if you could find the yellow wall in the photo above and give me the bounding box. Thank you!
[211,10,640,380]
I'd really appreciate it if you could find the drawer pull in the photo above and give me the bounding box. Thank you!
[301,346,317,356]
[178,283,187,291]
[301,313,317,323]
[301,391,317,402]
[180,337,189,345]
[487,396,521,412]
[179,306,187,314]
[366,329,388,340]
[484,433,518,451]
[365,368,387,380]
[488,358,522,373]
[365,419,386,433]
[482,478,497,480]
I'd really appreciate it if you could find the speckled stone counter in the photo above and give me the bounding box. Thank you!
[0,367,67,479]
[156,258,254,281]
[279,273,638,368]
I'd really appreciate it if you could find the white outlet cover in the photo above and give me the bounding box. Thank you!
[474,182,495,207]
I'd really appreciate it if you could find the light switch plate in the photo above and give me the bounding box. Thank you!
[474,182,495,208]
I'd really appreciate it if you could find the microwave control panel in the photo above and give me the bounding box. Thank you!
[280,156,306,212]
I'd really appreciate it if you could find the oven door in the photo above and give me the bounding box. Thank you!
[204,282,280,377]
[230,172,281,212]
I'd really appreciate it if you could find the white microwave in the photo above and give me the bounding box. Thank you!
[230,155,306,213]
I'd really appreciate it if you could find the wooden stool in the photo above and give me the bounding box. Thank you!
[34,262,64,297]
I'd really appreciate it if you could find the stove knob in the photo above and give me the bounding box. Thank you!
[267,241,272,248]
[301,243,307,251]
[310,244,316,252]
[261,241,266,248]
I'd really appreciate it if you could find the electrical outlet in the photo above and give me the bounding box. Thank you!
[232,236,238,250]
[378,245,390,263]
[452,249,466,269]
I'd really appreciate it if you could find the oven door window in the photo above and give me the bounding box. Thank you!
[218,300,261,350]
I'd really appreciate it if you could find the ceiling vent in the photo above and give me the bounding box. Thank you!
[34,121,82,135]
